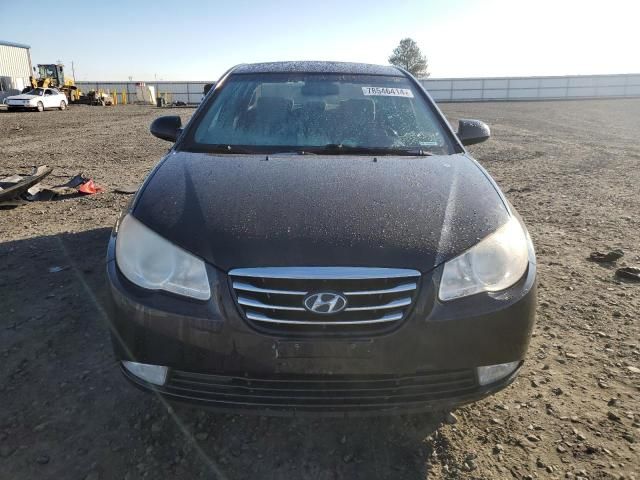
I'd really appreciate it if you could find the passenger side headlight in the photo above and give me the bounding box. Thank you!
[439,217,529,301]
[115,214,210,300]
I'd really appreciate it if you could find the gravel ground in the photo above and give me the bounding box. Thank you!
[0,101,638,479]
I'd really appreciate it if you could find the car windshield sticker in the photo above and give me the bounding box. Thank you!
[362,87,414,98]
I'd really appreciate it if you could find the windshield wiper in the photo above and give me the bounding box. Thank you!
[312,144,433,156]
[202,144,433,156]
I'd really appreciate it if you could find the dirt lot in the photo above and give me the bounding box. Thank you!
[0,100,638,480]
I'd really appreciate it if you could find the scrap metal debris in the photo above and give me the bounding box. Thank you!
[588,249,624,263]
[616,267,640,282]
[0,166,104,207]
[114,185,138,195]
[0,165,53,203]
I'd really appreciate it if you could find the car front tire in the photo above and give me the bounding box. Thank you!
[37,101,44,112]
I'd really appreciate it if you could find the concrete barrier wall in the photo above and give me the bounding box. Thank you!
[77,73,640,105]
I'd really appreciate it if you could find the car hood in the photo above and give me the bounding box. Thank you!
[132,151,509,273]
[7,94,38,100]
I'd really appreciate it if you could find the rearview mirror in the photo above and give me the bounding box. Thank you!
[150,115,182,142]
[456,119,490,146]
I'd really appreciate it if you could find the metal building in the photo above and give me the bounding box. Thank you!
[0,40,32,102]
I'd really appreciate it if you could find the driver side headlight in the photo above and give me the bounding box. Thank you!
[439,217,529,301]
[115,214,210,300]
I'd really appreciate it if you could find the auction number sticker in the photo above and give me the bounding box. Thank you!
[362,86,414,98]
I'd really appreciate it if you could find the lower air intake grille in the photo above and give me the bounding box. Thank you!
[228,267,421,336]
[164,368,479,413]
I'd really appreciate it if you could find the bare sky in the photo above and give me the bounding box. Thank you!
[1,0,638,81]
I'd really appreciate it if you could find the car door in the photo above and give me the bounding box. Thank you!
[54,90,65,106]
[44,89,57,108]
[43,89,52,108]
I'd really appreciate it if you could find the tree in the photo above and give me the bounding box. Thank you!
[388,38,429,78]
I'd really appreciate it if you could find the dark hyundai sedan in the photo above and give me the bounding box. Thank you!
[106,61,536,416]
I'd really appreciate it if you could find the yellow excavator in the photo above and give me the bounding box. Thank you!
[27,64,80,102]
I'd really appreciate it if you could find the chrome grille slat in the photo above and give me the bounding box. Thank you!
[229,267,421,280]
[232,281,307,296]
[229,267,421,335]
[246,311,403,325]
[343,282,417,296]
[344,297,412,311]
[237,296,306,311]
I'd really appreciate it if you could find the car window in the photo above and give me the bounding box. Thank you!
[27,88,44,96]
[188,73,455,154]
[45,89,53,95]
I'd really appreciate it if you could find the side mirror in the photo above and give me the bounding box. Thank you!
[456,119,490,146]
[150,115,182,142]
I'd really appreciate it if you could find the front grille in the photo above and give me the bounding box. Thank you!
[163,368,478,413]
[228,267,421,336]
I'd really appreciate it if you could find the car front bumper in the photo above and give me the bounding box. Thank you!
[105,234,536,415]
[6,103,35,109]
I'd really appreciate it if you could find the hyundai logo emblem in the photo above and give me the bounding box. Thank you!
[303,292,347,315]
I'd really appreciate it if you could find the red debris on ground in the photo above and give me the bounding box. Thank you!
[78,179,104,195]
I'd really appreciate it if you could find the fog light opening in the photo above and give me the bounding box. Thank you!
[477,361,520,386]
[122,361,168,386]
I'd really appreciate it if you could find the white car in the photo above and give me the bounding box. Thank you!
[5,87,68,112]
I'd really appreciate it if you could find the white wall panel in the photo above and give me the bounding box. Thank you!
[482,89,509,99]
[568,77,597,87]
[596,86,626,96]
[509,78,539,88]
[539,87,568,97]
[567,87,597,96]
[429,90,452,101]
[539,78,568,88]
[484,79,509,89]
[424,80,451,90]
[508,88,538,98]
[453,89,483,100]
[67,74,640,105]
[421,73,640,101]
[452,79,483,89]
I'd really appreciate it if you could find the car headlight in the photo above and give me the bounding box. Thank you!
[439,217,529,301]
[115,214,210,300]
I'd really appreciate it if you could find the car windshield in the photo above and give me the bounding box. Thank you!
[27,88,45,96]
[188,73,456,155]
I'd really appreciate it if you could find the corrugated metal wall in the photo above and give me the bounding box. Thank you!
[0,44,31,93]
[0,44,31,77]
[76,73,640,105]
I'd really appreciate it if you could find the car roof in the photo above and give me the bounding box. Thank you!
[232,61,405,76]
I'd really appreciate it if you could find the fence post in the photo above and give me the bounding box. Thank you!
[624,74,629,97]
